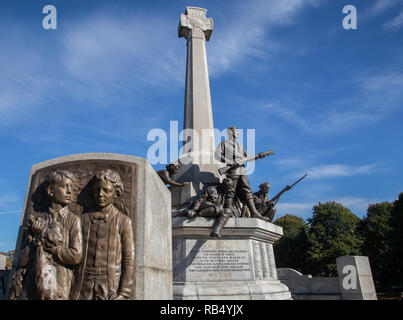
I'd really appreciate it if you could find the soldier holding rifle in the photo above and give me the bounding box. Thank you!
[212,126,274,237]
[241,182,277,222]
[241,174,307,222]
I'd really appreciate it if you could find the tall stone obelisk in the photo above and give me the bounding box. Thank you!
[171,7,222,207]
[179,6,214,154]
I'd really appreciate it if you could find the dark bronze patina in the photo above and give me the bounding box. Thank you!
[211,126,275,237]
[270,174,308,206]
[157,163,189,187]
[241,174,308,223]
[9,161,138,300]
[241,182,276,222]
[218,149,274,176]
[9,170,82,300]
[70,169,135,300]
[177,178,233,219]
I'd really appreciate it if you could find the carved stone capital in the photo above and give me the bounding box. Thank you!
[178,7,213,41]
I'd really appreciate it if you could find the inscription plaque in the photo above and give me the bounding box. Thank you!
[173,239,254,282]
[188,249,250,273]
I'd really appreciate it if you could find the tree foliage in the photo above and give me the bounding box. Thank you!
[390,193,403,287]
[273,214,309,273]
[273,195,403,288]
[306,201,362,276]
[356,202,393,288]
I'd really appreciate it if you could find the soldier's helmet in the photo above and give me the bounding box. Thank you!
[259,182,271,190]
[166,163,181,172]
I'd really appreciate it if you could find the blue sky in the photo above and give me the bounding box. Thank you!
[0,0,402,252]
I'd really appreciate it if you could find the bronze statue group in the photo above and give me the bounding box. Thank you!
[164,126,306,238]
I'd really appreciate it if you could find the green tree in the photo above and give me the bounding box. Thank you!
[357,202,393,289]
[274,214,309,273]
[390,193,403,287]
[306,201,362,276]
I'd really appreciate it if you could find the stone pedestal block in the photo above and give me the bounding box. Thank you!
[336,256,377,300]
[172,217,292,300]
[13,153,172,300]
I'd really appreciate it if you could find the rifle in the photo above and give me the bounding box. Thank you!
[218,150,275,176]
[171,208,187,217]
[270,173,308,205]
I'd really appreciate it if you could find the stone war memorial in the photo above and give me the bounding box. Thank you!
[4,6,377,301]
[169,6,291,300]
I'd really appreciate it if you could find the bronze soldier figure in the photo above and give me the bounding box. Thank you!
[71,169,135,300]
[241,182,276,222]
[157,163,189,187]
[242,175,308,223]
[10,170,82,300]
[186,186,225,218]
[173,179,233,238]
[212,126,270,237]
[186,178,233,219]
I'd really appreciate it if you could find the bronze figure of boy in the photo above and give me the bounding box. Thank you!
[71,169,135,300]
[11,170,82,300]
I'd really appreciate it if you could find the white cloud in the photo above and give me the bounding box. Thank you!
[0,57,55,123]
[277,202,314,217]
[262,101,382,135]
[305,163,381,179]
[0,8,181,134]
[0,195,21,216]
[0,210,21,216]
[365,0,401,18]
[334,196,377,214]
[264,103,309,131]
[62,11,184,89]
[208,0,323,75]
[262,66,403,135]
[0,1,327,127]
[272,157,309,172]
[384,10,403,30]
[0,195,20,208]
[360,71,403,90]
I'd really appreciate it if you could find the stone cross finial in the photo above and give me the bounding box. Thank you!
[179,7,213,41]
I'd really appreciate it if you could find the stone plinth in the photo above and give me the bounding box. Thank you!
[336,256,377,300]
[172,217,292,300]
[277,268,342,300]
[13,153,172,300]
